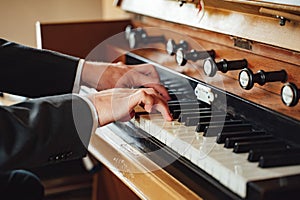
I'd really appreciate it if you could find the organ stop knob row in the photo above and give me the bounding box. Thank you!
[125,26,298,107]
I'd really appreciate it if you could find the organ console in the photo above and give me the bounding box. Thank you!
[89,0,300,199]
[38,0,300,199]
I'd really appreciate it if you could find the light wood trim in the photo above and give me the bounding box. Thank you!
[224,0,300,12]
[259,7,300,22]
[120,0,300,52]
[89,126,203,200]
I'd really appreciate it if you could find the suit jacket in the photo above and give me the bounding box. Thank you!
[0,38,93,171]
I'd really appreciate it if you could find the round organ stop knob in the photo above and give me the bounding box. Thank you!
[125,25,146,41]
[175,48,186,66]
[128,30,147,49]
[239,68,287,90]
[125,25,133,40]
[281,82,300,107]
[128,29,166,49]
[166,39,189,55]
[203,58,248,77]
[175,49,215,66]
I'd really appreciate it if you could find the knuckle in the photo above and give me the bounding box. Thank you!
[146,88,155,93]
[137,89,147,97]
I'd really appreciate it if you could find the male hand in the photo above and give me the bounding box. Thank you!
[81,62,171,100]
[87,88,172,126]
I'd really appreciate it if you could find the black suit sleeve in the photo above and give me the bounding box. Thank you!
[0,94,94,171]
[0,38,80,98]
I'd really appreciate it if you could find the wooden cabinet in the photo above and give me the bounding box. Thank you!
[37,20,131,58]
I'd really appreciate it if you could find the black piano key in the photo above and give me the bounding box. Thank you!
[185,114,230,126]
[195,119,244,133]
[164,82,187,89]
[166,88,191,93]
[224,134,274,148]
[247,174,300,200]
[169,92,184,100]
[167,99,198,103]
[259,151,300,168]
[169,102,209,108]
[179,110,226,122]
[233,139,287,153]
[179,110,221,122]
[248,146,298,162]
[216,130,266,144]
[167,90,188,99]
[172,107,211,119]
[168,102,205,112]
[168,100,200,105]
[203,123,253,137]
[168,90,195,99]
[168,102,209,108]
[168,89,193,95]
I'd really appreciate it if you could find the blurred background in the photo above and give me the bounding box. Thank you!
[0,0,128,47]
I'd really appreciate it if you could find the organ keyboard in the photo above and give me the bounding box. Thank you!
[90,0,300,198]
[96,52,300,199]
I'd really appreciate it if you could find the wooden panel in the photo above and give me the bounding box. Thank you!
[92,167,139,200]
[42,174,92,196]
[38,20,131,58]
[89,127,203,200]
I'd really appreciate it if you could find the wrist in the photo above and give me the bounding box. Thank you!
[81,61,107,89]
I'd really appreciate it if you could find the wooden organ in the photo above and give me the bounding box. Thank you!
[38,0,300,199]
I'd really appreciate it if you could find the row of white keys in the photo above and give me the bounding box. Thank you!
[131,113,300,198]
[136,114,252,197]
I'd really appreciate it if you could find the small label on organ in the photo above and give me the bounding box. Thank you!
[194,83,215,105]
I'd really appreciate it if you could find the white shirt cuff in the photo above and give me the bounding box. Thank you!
[72,59,85,94]
[73,60,99,134]
[74,94,99,134]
